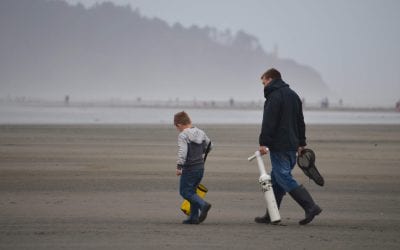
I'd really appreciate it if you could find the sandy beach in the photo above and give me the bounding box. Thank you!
[0,124,399,249]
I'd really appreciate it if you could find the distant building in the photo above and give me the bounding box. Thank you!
[272,44,279,59]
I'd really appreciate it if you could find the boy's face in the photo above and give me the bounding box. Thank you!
[175,123,191,132]
[175,124,184,132]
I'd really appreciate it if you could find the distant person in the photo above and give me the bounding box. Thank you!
[174,111,212,224]
[339,98,343,107]
[255,68,322,225]
[321,97,329,109]
[64,95,69,105]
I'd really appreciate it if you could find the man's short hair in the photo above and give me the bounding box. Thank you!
[174,111,191,125]
[261,68,281,80]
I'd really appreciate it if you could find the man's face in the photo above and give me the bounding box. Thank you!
[262,76,272,87]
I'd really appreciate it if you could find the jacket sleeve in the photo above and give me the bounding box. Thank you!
[176,133,188,169]
[204,134,213,152]
[298,100,307,147]
[259,95,281,147]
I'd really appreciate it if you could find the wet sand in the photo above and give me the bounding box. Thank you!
[0,124,399,249]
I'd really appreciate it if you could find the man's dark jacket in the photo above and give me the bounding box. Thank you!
[259,78,306,151]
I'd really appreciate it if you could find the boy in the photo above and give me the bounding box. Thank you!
[174,111,212,224]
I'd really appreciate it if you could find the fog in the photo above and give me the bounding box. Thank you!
[1,0,399,108]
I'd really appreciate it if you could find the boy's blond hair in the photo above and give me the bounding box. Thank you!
[174,111,191,126]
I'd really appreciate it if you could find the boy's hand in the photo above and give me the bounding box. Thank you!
[176,169,182,176]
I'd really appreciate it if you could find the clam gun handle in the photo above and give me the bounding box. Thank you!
[247,153,257,162]
[247,148,269,162]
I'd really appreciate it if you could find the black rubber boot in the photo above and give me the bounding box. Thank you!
[254,192,284,224]
[289,185,322,225]
[198,202,211,223]
[254,208,270,223]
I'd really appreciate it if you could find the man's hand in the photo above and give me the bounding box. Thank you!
[259,146,269,155]
[176,169,182,176]
[297,146,305,155]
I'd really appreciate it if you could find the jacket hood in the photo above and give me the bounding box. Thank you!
[182,127,207,144]
[264,79,289,99]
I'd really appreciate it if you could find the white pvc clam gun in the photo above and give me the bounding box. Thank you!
[248,150,281,224]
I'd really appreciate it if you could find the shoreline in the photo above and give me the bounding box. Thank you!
[1,99,399,112]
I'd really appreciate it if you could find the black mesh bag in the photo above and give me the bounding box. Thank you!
[297,149,324,186]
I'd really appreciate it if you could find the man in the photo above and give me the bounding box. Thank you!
[256,68,322,225]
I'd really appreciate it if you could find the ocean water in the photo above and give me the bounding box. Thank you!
[1,104,399,125]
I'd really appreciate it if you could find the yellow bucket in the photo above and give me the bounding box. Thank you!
[180,183,208,215]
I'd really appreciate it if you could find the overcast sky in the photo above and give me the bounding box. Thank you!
[63,0,400,107]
